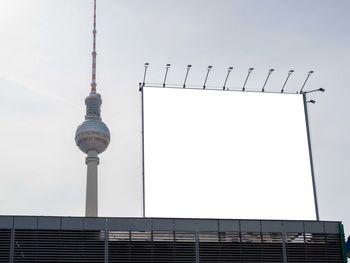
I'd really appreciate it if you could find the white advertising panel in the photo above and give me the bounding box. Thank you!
[143,87,316,220]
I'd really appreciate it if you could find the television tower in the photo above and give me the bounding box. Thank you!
[75,0,110,217]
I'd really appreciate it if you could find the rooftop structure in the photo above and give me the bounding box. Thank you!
[0,216,345,262]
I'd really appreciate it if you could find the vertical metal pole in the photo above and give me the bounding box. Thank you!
[140,83,146,217]
[281,231,288,263]
[9,221,14,263]
[128,230,131,260]
[104,229,109,263]
[303,93,320,221]
[195,232,200,263]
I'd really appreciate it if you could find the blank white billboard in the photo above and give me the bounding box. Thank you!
[143,87,316,220]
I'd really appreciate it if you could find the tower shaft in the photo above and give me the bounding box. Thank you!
[85,150,99,217]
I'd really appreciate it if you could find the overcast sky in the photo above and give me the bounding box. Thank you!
[0,0,349,232]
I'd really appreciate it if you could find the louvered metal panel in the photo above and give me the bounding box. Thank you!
[199,231,284,262]
[218,231,241,262]
[261,232,284,262]
[0,216,345,263]
[108,231,196,262]
[173,232,196,263]
[13,230,105,262]
[108,231,130,262]
[286,232,343,263]
[325,233,344,260]
[0,229,11,263]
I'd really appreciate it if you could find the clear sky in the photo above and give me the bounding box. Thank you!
[0,0,349,232]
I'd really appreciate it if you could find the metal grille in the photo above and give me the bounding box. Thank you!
[2,229,345,262]
[108,231,196,262]
[261,232,284,262]
[198,231,284,262]
[0,229,11,263]
[285,232,343,262]
[0,217,344,263]
[13,230,105,262]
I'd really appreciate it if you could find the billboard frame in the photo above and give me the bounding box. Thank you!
[140,84,320,220]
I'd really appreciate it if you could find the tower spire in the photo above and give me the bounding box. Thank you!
[91,0,97,92]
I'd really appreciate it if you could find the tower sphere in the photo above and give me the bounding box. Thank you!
[75,119,110,154]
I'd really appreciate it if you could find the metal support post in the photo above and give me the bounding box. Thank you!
[195,232,200,263]
[9,225,14,263]
[303,93,320,220]
[140,83,146,217]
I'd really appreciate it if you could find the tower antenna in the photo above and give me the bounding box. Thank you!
[91,0,97,92]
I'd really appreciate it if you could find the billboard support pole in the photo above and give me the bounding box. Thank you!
[140,83,146,217]
[303,92,320,221]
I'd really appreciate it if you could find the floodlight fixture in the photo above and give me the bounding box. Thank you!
[183,65,192,88]
[203,65,213,89]
[304,88,325,94]
[139,82,142,91]
[242,67,254,91]
[142,63,149,85]
[262,68,274,92]
[281,69,294,93]
[300,70,314,93]
[223,66,234,90]
[163,64,171,87]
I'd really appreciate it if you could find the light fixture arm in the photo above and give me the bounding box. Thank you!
[223,67,233,90]
[183,65,191,88]
[203,66,212,89]
[281,70,294,93]
[262,69,274,92]
[242,68,254,91]
[163,64,171,87]
[300,71,314,93]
